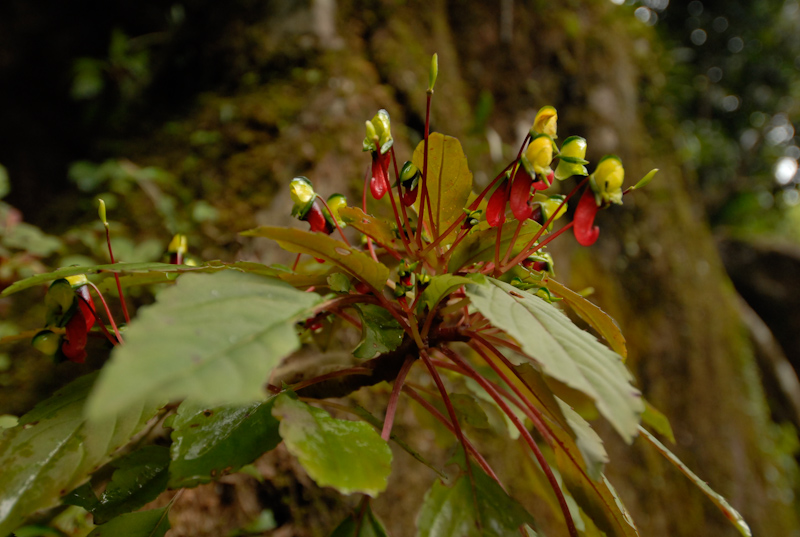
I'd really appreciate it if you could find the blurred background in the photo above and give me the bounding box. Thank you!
[1,0,799,535]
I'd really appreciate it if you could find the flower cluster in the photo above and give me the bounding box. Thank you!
[32,276,96,363]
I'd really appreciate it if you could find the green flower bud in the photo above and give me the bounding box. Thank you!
[32,330,61,356]
[540,195,567,222]
[590,156,625,205]
[45,279,76,327]
[429,53,438,92]
[290,176,316,218]
[362,110,393,154]
[554,136,589,180]
[324,193,348,228]
[399,161,421,187]
[98,198,108,226]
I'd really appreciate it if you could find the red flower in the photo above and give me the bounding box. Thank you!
[61,308,89,363]
[573,188,600,246]
[370,151,391,199]
[487,178,510,227]
[510,169,533,221]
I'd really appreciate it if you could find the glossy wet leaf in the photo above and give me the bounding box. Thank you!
[466,278,643,442]
[416,461,536,537]
[86,271,320,420]
[169,398,281,488]
[639,427,751,537]
[86,507,170,537]
[241,226,389,290]
[447,220,542,273]
[543,277,627,359]
[0,373,159,536]
[353,304,404,359]
[90,446,170,524]
[330,504,389,537]
[272,394,392,497]
[0,262,204,297]
[412,133,473,243]
[418,274,477,312]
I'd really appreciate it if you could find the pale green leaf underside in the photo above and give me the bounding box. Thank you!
[0,374,159,536]
[241,226,390,290]
[418,274,476,313]
[466,278,643,442]
[272,394,392,497]
[86,271,320,420]
[353,304,405,359]
[330,503,389,537]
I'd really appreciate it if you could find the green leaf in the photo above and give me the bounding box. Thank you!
[338,207,403,251]
[412,133,473,243]
[447,220,542,273]
[353,304,405,359]
[86,507,171,537]
[449,393,490,429]
[272,394,392,497]
[416,461,536,537]
[418,274,477,312]
[241,226,389,290]
[0,373,159,536]
[0,262,205,297]
[543,277,627,360]
[91,446,170,524]
[86,271,320,420]
[329,504,389,537]
[638,427,752,537]
[466,278,643,442]
[641,399,676,444]
[168,398,281,488]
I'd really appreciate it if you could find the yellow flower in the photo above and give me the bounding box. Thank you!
[290,176,316,218]
[524,135,554,176]
[362,109,394,154]
[590,156,625,205]
[532,106,558,138]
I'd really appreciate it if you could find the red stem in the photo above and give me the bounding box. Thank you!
[390,146,414,255]
[441,348,579,537]
[362,166,380,262]
[78,294,119,346]
[417,92,433,248]
[403,385,502,484]
[381,355,416,440]
[86,281,124,344]
[104,225,130,324]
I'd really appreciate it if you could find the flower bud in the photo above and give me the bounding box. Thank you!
[590,156,625,205]
[554,136,589,180]
[290,176,316,218]
[531,106,558,138]
[98,198,108,226]
[32,330,60,356]
[539,195,567,222]
[429,53,438,92]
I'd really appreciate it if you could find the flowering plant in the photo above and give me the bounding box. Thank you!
[0,55,746,537]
